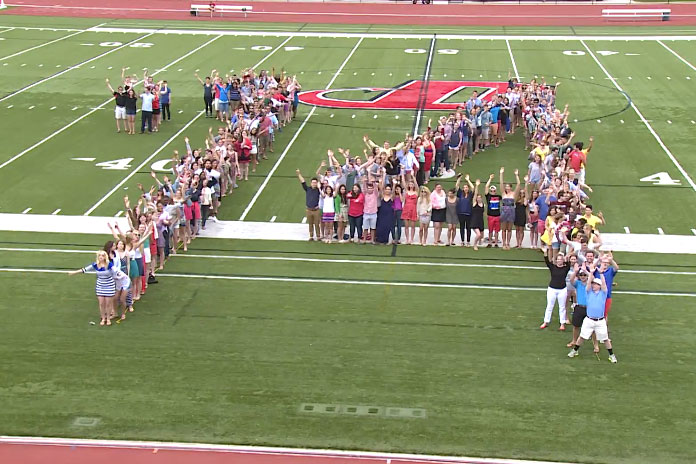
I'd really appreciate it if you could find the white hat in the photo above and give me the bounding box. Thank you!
[592,278,602,285]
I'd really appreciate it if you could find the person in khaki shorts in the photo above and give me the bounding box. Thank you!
[296,169,322,240]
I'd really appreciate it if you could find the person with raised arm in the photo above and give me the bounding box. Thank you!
[484,172,502,247]
[296,168,321,241]
[499,167,521,250]
[105,78,127,133]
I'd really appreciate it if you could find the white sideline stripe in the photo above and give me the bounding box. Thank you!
[0,436,576,464]
[0,27,92,61]
[657,39,696,73]
[239,36,364,221]
[0,267,693,298]
[0,34,222,171]
[90,27,696,42]
[1,247,695,276]
[84,112,205,215]
[413,35,435,137]
[506,39,520,81]
[580,40,696,193]
[0,32,154,103]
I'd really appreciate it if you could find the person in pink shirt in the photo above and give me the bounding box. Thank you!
[347,184,365,243]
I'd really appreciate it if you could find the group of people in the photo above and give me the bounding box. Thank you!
[107,68,172,134]
[77,67,305,325]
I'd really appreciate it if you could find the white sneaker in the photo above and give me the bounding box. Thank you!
[568,349,579,358]
[608,354,618,363]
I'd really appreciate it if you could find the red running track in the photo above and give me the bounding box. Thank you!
[0,438,571,464]
[3,0,696,26]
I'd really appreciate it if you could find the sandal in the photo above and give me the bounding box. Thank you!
[106,319,112,326]
[99,319,106,326]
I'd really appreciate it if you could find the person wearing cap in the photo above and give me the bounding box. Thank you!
[568,266,617,363]
[567,265,599,352]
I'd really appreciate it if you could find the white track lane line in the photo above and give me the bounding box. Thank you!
[0,31,153,103]
[0,26,99,61]
[0,34,222,171]
[0,267,693,298]
[581,40,696,193]
[239,37,364,221]
[413,34,435,137]
[506,39,520,81]
[84,112,205,215]
[657,40,696,73]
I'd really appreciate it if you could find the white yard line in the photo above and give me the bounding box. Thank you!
[0,27,15,34]
[51,208,61,215]
[580,40,696,193]
[239,37,364,221]
[0,26,97,61]
[0,34,223,171]
[83,112,205,215]
[0,32,153,103]
[0,266,692,298]
[1,246,694,276]
[505,39,520,81]
[21,208,32,214]
[253,36,293,69]
[657,40,696,73]
[413,35,436,137]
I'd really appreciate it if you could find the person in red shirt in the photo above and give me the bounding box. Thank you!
[347,184,365,243]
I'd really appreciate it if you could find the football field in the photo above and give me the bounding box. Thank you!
[1,14,696,464]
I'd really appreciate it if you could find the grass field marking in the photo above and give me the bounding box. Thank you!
[2,247,696,276]
[505,39,520,81]
[657,40,696,73]
[580,40,696,193]
[83,112,205,215]
[252,36,293,69]
[0,31,154,103]
[0,436,576,464]
[0,27,15,34]
[91,27,696,42]
[0,34,223,171]
[413,34,436,137]
[239,37,365,221]
[0,267,694,298]
[0,25,101,61]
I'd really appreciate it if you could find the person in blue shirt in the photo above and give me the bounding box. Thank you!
[568,267,617,363]
[594,251,619,320]
[568,267,599,353]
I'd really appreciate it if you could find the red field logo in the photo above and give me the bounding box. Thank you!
[298,80,509,110]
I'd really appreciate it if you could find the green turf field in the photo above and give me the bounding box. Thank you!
[1,14,696,464]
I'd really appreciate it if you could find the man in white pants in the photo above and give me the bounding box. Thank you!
[568,268,617,363]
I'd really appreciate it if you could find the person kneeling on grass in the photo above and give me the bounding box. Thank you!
[568,268,617,363]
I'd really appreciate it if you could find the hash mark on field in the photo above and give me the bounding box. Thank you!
[301,217,307,224]
[90,65,95,69]
[20,63,26,67]
[624,226,630,234]
[667,76,671,80]
[647,76,651,80]
[55,65,61,68]
[114,211,123,217]
[21,208,32,214]
[6,105,12,109]
[51,209,61,215]
[329,114,334,118]
[38,64,43,67]
[50,106,56,110]
[72,106,78,111]
[668,120,672,124]
[28,105,35,110]
[178,110,183,113]
[657,227,665,235]
[270,216,276,222]
[691,229,696,236]
[395,115,399,119]
[620,119,624,124]
[108,66,113,69]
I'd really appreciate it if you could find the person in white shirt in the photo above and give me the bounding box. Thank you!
[140,88,155,133]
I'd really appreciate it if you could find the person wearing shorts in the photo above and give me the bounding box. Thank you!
[568,270,618,363]
[484,174,501,246]
[105,79,127,133]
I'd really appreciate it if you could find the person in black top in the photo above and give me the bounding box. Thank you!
[123,88,138,135]
[541,253,571,331]
[195,73,214,118]
[105,78,127,133]
[296,169,321,241]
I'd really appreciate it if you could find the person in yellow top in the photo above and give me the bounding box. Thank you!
[532,139,551,161]
[582,204,605,230]
[363,135,405,158]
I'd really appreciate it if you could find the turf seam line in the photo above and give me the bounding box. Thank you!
[239,36,365,221]
[580,40,696,193]
[1,246,694,275]
[0,436,575,464]
[0,30,153,103]
[412,34,435,137]
[0,267,694,297]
